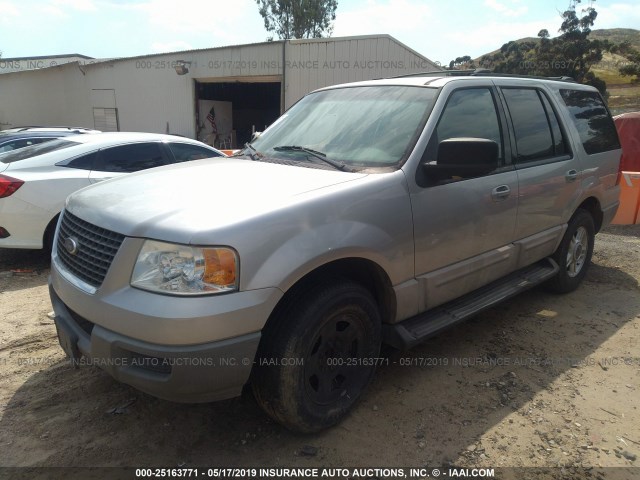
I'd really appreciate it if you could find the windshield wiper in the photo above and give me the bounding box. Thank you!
[273,145,349,172]
[243,142,261,161]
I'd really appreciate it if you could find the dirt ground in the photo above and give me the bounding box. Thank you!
[0,225,639,478]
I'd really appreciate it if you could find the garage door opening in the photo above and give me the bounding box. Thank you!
[195,80,281,149]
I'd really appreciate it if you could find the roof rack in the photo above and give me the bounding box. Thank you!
[10,126,95,132]
[393,69,577,83]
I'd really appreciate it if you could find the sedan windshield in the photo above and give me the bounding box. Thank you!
[251,86,437,169]
[0,139,77,164]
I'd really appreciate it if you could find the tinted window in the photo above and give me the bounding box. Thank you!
[560,89,620,155]
[59,151,97,170]
[502,88,554,161]
[539,93,567,156]
[430,88,503,158]
[0,137,54,153]
[94,143,166,173]
[420,88,502,185]
[0,139,76,163]
[168,143,221,163]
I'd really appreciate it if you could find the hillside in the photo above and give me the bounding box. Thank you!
[590,28,640,50]
[476,28,640,114]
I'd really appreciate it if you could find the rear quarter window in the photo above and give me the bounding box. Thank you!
[168,142,222,163]
[560,89,620,155]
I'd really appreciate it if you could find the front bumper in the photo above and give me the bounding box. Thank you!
[50,284,261,403]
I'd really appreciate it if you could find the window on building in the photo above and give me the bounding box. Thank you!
[93,108,119,132]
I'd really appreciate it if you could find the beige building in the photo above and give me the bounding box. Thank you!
[0,35,440,148]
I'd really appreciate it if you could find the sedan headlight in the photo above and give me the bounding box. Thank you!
[131,240,238,295]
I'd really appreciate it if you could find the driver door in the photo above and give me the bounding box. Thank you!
[410,85,519,310]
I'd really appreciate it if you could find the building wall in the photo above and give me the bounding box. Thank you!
[0,36,440,137]
[284,36,440,109]
[85,60,198,137]
[0,64,93,129]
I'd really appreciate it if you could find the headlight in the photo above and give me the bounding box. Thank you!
[131,240,238,295]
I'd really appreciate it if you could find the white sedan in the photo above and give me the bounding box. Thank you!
[0,132,225,250]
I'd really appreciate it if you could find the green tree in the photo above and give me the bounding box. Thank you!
[479,0,609,93]
[447,55,476,70]
[256,0,338,39]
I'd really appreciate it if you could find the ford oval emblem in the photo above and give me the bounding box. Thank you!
[64,237,79,255]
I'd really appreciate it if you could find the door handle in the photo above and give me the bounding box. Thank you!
[491,185,511,200]
[565,169,578,182]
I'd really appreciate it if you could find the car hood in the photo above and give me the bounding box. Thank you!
[66,157,368,243]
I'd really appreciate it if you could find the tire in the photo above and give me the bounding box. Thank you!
[43,215,59,254]
[252,279,381,432]
[546,209,595,294]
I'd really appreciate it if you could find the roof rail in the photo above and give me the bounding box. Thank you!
[10,126,95,132]
[392,68,577,83]
[391,70,476,78]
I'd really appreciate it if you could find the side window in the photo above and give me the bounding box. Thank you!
[28,137,55,145]
[0,141,24,153]
[430,88,503,158]
[59,151,97,170]
[420,88,503,186]
[539,93,567,156]
[560,89,620,155]
[168,143,221,163]
[94,143,167,173]
[0,138,52,153]
[502,88,555,161]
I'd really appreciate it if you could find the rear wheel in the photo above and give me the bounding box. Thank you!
[252,279,381,432]
[546,209,595,293]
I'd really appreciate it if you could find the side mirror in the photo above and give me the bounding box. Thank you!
[422,137,499,184]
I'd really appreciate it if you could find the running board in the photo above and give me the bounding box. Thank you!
[383,258,559,350]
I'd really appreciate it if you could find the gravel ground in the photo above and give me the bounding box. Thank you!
[0,225,639,480]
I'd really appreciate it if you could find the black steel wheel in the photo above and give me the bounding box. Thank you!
[252,279,381,432]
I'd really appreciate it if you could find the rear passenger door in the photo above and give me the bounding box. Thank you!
[89,142,170,183]
[495,82,582,267]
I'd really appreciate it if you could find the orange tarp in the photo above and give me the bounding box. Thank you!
[614,112,640,172]
[612,172,640,225]
[611,113,640,225]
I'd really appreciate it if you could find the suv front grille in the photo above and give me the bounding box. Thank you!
[56,211,125,288]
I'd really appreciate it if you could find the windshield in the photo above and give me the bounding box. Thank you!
[251,86,437,169]
[0,139,77,163]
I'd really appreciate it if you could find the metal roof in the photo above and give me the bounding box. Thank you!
[1,53,94,61]
[32,35,439,71]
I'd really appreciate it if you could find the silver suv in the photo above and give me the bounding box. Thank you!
[49,72,622,432]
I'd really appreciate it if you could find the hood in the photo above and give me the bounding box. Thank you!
[66,157,367,243]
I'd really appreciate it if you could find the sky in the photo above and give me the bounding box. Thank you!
[0,0,639,66]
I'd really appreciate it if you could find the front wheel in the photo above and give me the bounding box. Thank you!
[546,209,595,293]
[252,279,381,432]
